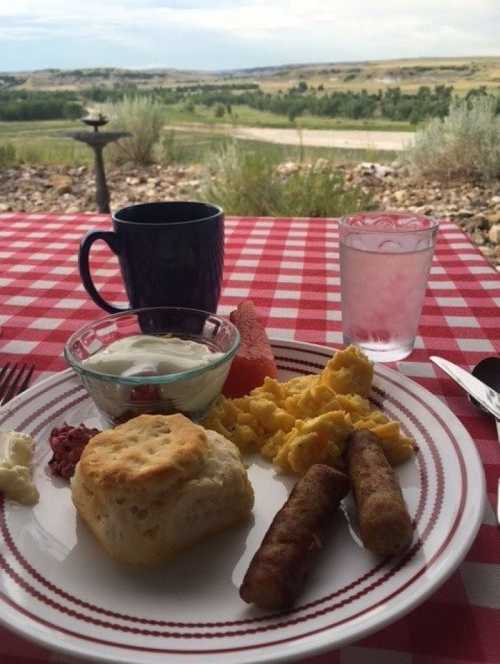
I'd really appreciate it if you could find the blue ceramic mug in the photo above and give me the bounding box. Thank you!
[79,201,224,314]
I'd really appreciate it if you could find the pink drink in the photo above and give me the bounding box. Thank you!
[339,213,438,362]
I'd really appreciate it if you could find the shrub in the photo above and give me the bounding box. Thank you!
[158,130,187,165]
[106,96,165,165]
[0,142,16,167]
[279,163,374,217]
[214,103,225,118]
[199,142,374,217]
[406,95,500,181]
[200,143,281,216]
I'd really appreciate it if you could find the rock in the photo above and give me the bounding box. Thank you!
[355,162,394,179]
[464,219,481,233]
[486,211,500,226]
[277,161,301,176]
[393,190,407,204]
[490,195,500,205]
[313,158,330,171]
[49,175,72,195]
[479,245,495,257]
[472,231,485,246]
[488,224,500,244]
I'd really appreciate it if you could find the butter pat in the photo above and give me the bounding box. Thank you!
[0,431,39,505]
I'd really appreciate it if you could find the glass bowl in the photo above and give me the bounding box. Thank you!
[64,307,240,427]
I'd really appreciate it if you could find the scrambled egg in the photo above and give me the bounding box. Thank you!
[204,345,414,475]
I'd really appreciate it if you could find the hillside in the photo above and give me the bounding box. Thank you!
[2,56,500,94]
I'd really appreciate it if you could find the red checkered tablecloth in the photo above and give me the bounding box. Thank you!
[0,211,499,664]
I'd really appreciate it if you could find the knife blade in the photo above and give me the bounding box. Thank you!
[430,356,500,420]
[431,355,500,526]
[496,420,500,525]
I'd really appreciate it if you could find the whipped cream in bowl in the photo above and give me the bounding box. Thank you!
[65,307,239,426]
[82,335,225,378]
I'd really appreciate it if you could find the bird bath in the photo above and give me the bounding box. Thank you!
[66,115,130,213]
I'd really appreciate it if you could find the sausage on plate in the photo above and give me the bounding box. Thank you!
[240,463,349,610]
[347,429,412,556]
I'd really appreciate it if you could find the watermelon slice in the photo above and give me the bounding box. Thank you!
[223,301,278,398]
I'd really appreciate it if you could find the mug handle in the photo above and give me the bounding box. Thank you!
[79,230,127,314]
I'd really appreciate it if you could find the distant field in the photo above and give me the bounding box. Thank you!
[162,103,414,132]
[0,119,397,166]
[0,104,414,136]
[0,120,91,163]
[0,119,80,136]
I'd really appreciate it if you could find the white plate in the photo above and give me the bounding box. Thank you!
[0,339,485,664]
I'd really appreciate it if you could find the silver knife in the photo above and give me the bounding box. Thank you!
[431,355,500,526]
[430,356,500,420]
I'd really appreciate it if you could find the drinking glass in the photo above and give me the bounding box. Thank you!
[339,212,439,362]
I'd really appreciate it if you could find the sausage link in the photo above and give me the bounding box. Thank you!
[240,464,349,610]
[347,429,412,556]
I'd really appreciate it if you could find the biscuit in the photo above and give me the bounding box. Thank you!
[71,414,254,565]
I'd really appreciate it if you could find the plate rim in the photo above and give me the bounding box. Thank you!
[0,338,486,664]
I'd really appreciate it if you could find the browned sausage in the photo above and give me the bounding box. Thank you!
[347,429,412,556]
[240,464,349,610]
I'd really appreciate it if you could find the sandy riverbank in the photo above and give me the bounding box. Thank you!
[172,124,415,151]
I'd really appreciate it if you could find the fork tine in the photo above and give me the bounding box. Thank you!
[17,364,35,397]
[0,363,10,384]
[2,364,30,406]
[0,363,17,404]
[1,364,23,405]
[0,363,36,406]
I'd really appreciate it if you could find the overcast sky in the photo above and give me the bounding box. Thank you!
[1,0,499,72]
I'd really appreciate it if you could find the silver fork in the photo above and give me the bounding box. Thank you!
[0,363,35,406]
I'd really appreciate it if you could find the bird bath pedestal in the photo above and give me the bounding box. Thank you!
[66,116,129,213]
